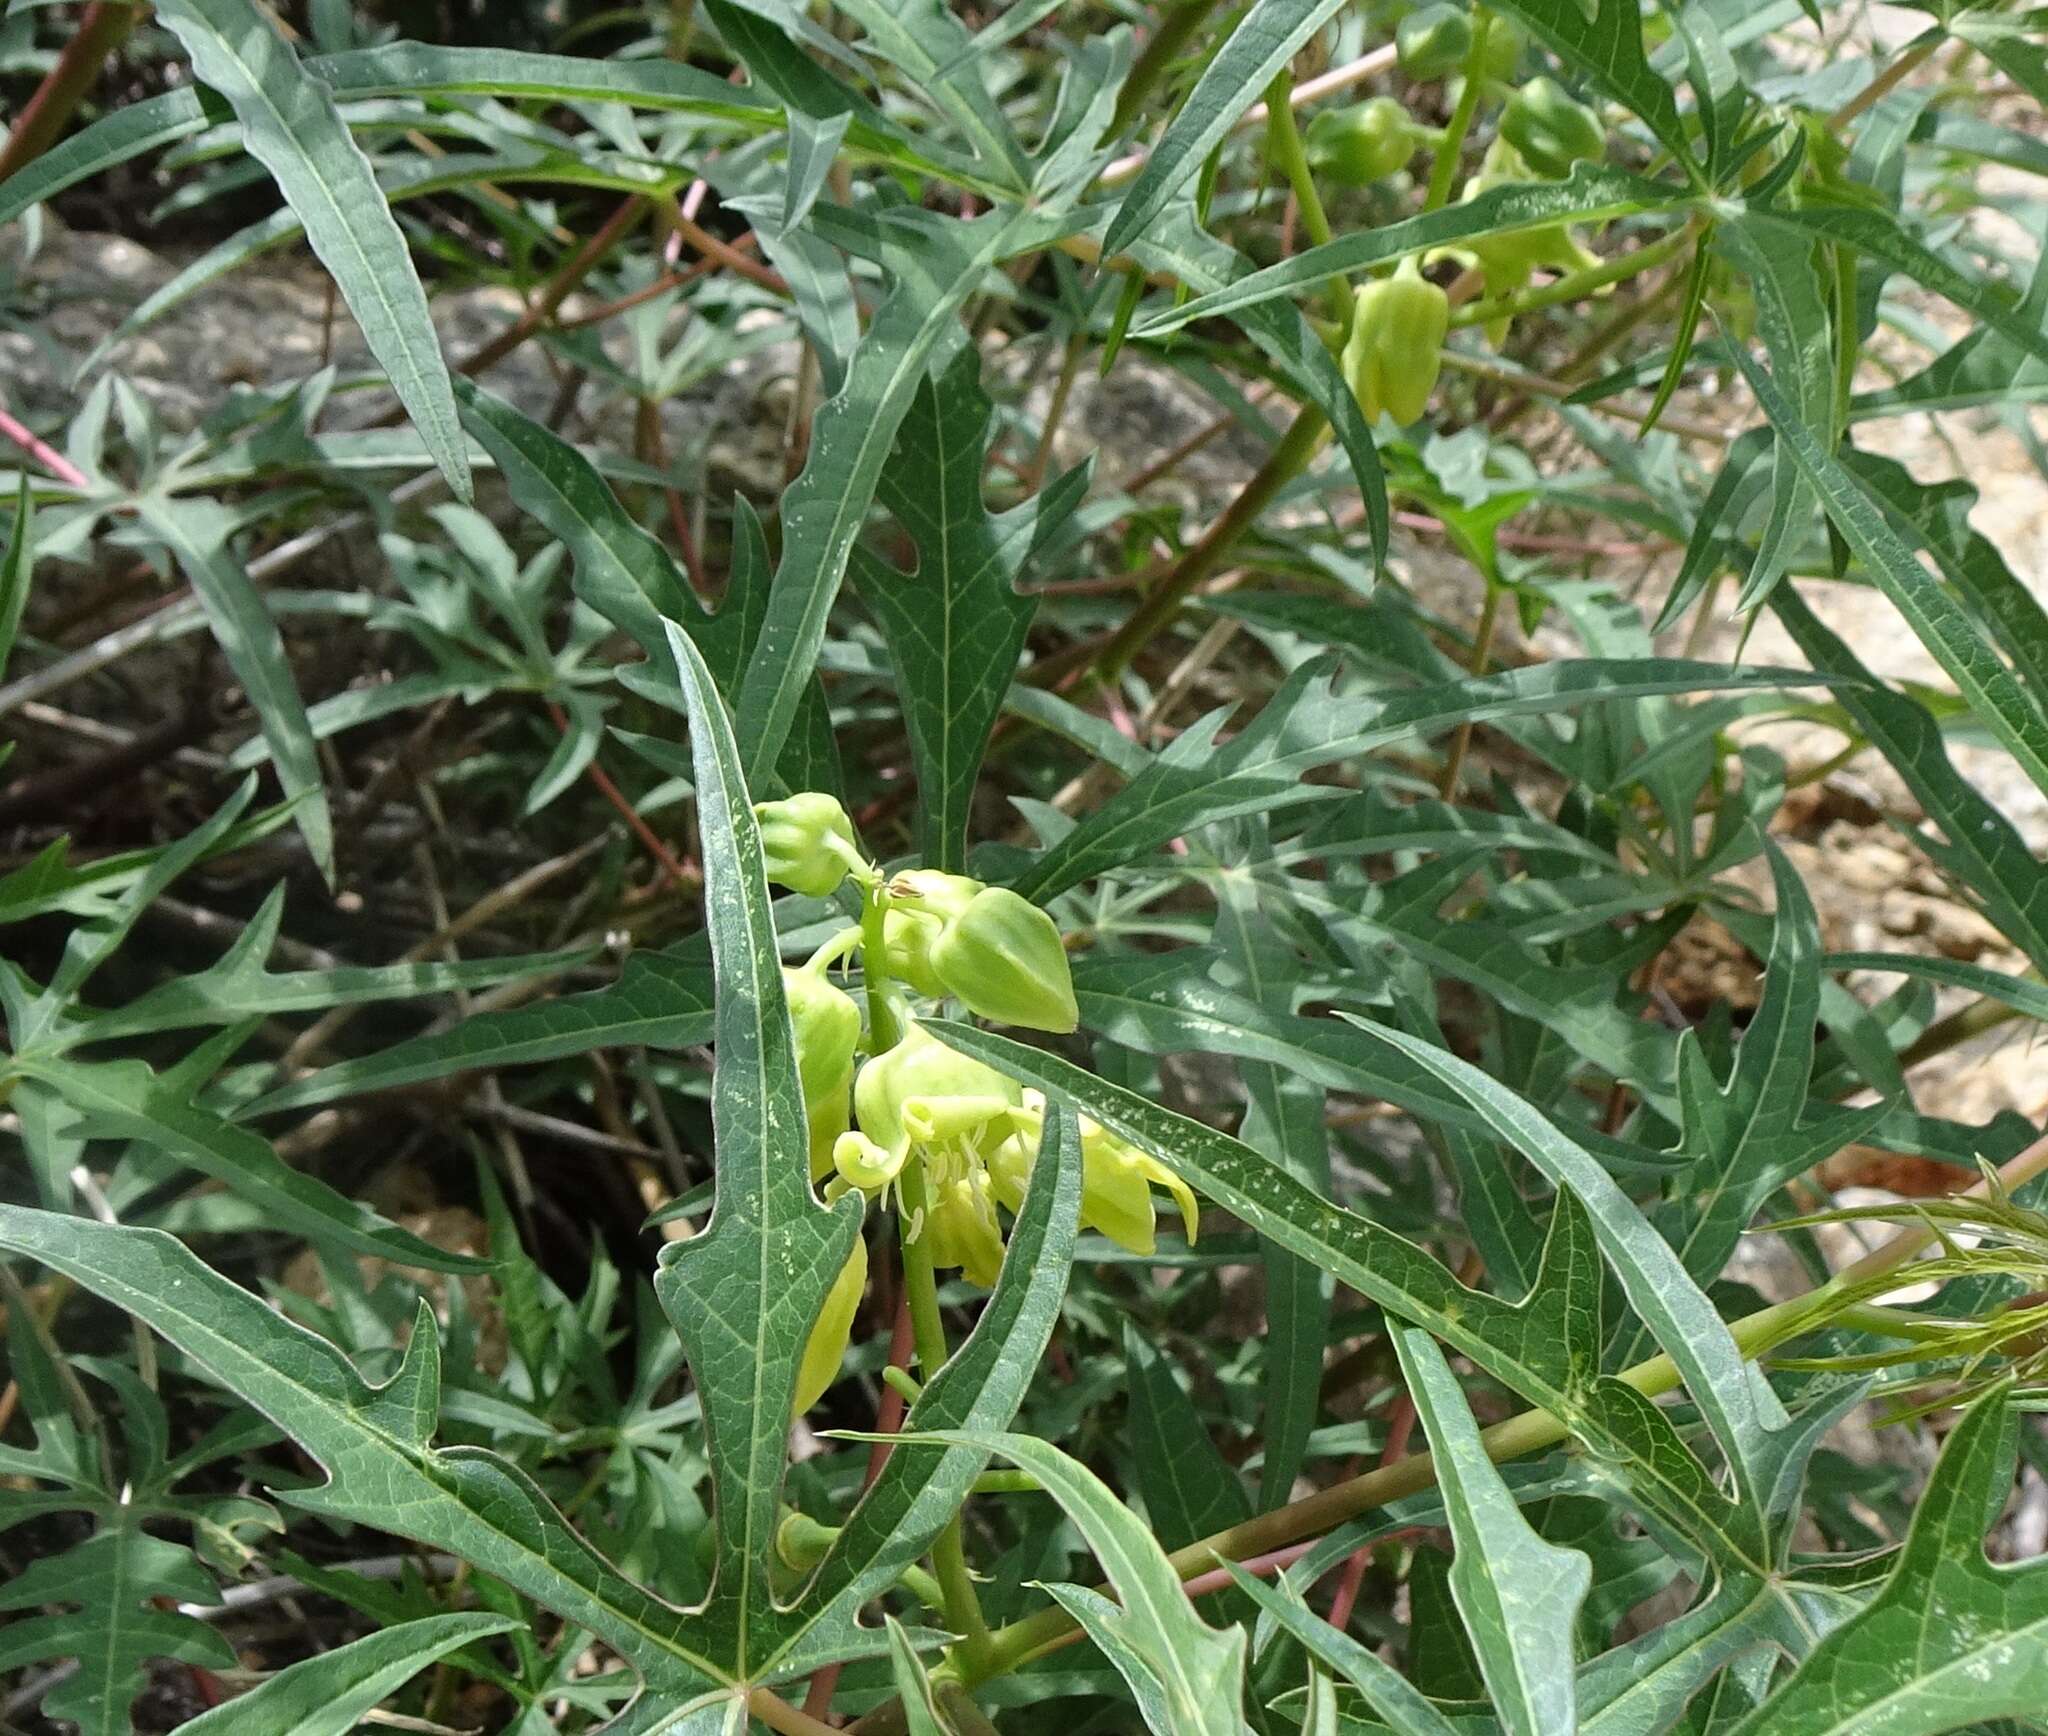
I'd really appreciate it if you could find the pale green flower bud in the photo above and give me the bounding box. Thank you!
[882,907,948,998]
[785,964,861,1181]
[929,887,1079,1034]
[755,792,862,898]
[888,869,984,923]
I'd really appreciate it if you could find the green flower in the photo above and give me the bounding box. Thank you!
[1341,260,1450,425]
[793,1231,867,1415]
[833,1023,1023,1196]
[993,1092,1201,1258]
[784,964,862,1181]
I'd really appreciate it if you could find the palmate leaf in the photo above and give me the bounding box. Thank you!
[650,623,864,1671]
[0,45,796,233]
[175,1612,519,1736]
[248,948,712,1116]
[1102,0,1350,256]
[1710,217,1830,609]
[1731,1385,2048,1736]
[0,1212,728,1703]
[853,348,1090,871]
[1852,212,2048,417]
[77,885,587,1045]
[1770,588,2048,976]
[1631,845,1881,1317]
[1732,344,2048,806]
[455,378,839,796]
[735,205,1033,781]
[8,1052,483,1273]
[926,1023,1816,1582]
[1225,1563,1461,1736]
[153,0,470,503]
[1845,447,2048,705]
[830,0,1030,188]
[1390,1328,1590,1736]
[905,1429,1249,1736]
[0,1519,236,1736]
[1489,0,1698,174]
[1283,863,1686,1114]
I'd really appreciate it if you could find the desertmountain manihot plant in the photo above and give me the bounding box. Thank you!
[6,0,2048,1731]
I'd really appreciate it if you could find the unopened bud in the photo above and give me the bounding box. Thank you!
[882,907,949,998]
[929,887,1079,1034]
[754,792,862,899]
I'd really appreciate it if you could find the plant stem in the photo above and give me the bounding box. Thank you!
[1829,36,1938,130]
[1438,580,1501,796]
[1087,401,1330,684]
[894,1157,991,1660]
[750,1686,847,1736]
[1423,10,1493,215]
[1449,225,1695,330]
[858,881,988,1662]
[1112,0,1229,135]
[1261,72,1350,326]
[0,2,143,185]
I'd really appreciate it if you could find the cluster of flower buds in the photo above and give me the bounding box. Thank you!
[758,793,1199,1413]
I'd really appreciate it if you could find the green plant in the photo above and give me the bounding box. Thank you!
[6,0,2048,1731]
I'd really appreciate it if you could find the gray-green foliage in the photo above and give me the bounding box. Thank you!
[5,0,2048,1732]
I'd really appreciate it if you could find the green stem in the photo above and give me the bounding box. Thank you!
[895,1159,990,1659]
[858,881,988,1662]
[1437,580,1502,797]
[1449,225,1695,330]
[1262,71,1350,326]
[861,883,904,1057]
[1423,9,1493,214]
[1113,0,1230,135]
[1092,401,1330,682]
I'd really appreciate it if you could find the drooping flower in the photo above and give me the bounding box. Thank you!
[992,1091,1201,1258]
[830,1023,1028,1284]
[794,1231,867,1415]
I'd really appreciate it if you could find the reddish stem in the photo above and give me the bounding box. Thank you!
[0,3,142,185]
[547,700,689,886]
[1326,1393,1418,1632]
[0,400,91,491]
